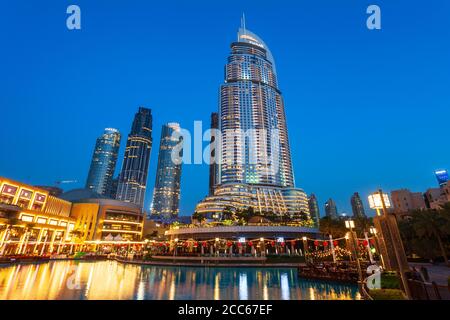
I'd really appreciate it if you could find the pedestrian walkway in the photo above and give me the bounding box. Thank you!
[409,262,450,286]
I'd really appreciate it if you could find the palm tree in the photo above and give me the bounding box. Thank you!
[410,209,449,267]
[192,211,205,224]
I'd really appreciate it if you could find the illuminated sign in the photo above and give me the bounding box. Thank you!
[238,237,246,243]
[276,237,284,243]
[435,169,449,187]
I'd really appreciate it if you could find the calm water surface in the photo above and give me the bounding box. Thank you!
[0,260,360,300]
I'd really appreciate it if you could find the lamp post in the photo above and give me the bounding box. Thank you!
[369,226,385,268]
[369,189,411,299]
[345,219,363,284]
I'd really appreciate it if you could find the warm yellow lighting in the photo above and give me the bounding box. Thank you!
[302,236,307,241]
[174,238,179,242]
[345,220,355,229]
[215,238,219,242]
[259,237,264,242]
[369,226,377,235]
[368,192,391,209]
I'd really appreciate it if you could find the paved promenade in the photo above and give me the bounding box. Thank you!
[409,262,450,286]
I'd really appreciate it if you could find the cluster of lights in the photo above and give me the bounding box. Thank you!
[305,246,352,259]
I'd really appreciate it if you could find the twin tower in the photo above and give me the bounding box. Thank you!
[85,108,181,219]
[86,23,310,222]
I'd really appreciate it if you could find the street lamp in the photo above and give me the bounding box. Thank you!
[368,191,391,216]
[344,220,355,230]
[345,219,363,284]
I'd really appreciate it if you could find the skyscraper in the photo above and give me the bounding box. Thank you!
[116,107,152,209]
[85,128,121,197]
[308,194,320,227]
[325,198,338,219]
[350,192,366,218]
[150,123,183,219]
[196,21,310,221]
[209,112,219,196]
[435,169,449,188]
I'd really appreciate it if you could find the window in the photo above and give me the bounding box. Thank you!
[21,215,34,222]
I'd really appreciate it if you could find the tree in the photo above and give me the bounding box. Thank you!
[319,216,346,237]
[410,209,449,266]
[354,216,373,236]
[192,211,205,224]
[221,206,234,221]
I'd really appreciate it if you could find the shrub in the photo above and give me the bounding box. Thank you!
[381,273,401,289]
[369,289,406,300]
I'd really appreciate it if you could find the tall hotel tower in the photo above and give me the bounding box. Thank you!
[196,22,310,222]
[116,107,153,209]
[150,123,183,219]
[85,128,121,197]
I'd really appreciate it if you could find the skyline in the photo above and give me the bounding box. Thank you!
[1,1,449,216]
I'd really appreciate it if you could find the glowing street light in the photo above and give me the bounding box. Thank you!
[344,220,355,230]
[368,191,391,216]
[369,226,377,235]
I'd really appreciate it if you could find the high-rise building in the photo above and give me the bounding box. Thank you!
[209,112,219,196]
[350,192,366,218]
[109,177,119,199]
[308,194,320,227]
[435,169,449,188]
[195,21,310,222]
[150,123,183,219]
[85,128,121,197]
[391,189,426,214]
[325,198,338,219]
[116,107,152,209]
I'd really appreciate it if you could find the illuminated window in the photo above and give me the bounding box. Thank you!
[21,215,34,222]
[37,218,47,224]
[49,219,58,226]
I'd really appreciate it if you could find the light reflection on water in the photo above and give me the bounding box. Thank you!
[0,261,360,300]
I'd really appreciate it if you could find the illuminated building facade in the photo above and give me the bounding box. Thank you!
[350,192,366,218]
[85,128,121,197]
[0,177,75,255]
[62,188,143,241]
[196,23,310,222]
[150,123,182,219]
[116,107,153,209]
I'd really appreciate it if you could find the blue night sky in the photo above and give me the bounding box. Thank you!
[1,0,449,217]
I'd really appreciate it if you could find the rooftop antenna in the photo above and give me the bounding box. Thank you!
[238,13,247,41]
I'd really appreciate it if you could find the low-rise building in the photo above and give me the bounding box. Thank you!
[391,189,426,214]
[0,177,75,255]
[61,189,144,242]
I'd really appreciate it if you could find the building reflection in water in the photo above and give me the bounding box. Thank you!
[0,261,360,300]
